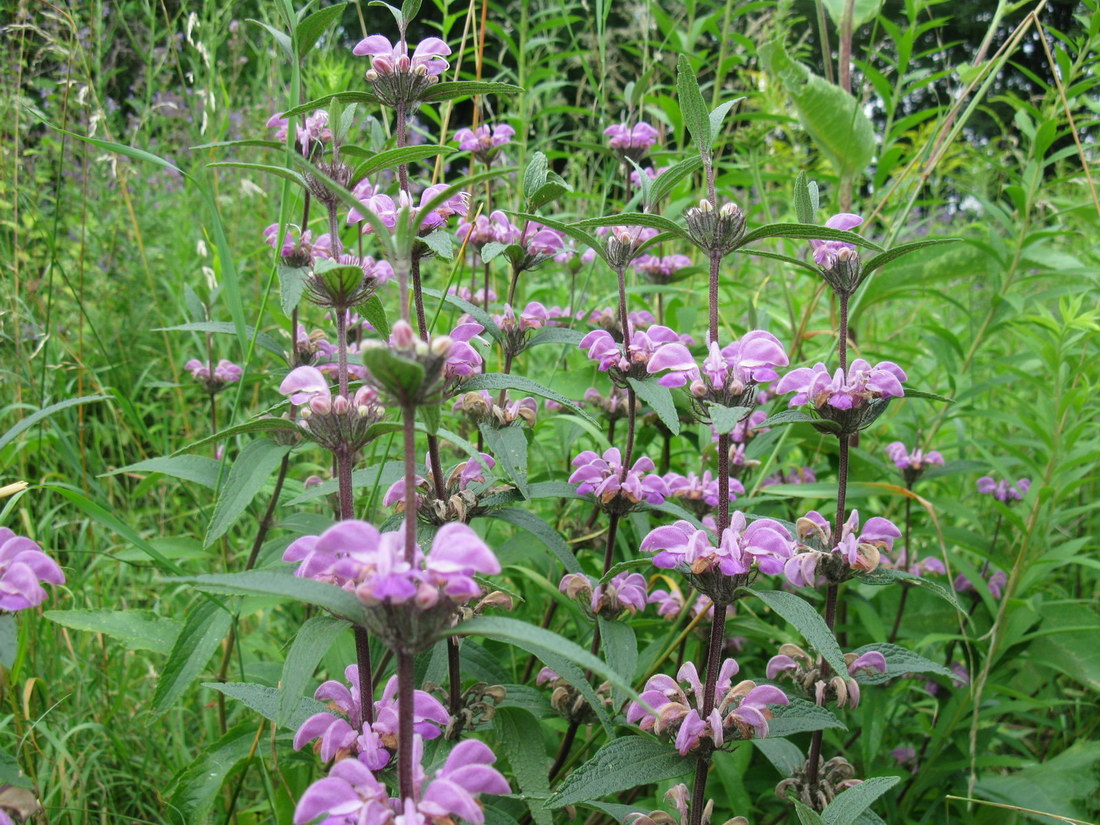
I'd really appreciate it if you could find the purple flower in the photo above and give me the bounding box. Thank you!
[0,529,65,612]
[767,645,886,709]
[647,330,788,404]
[629,165,671,188]
[293,758,391,825]
[663,471,745,513]
[976,476,1030,502]
[569,448,668,509]
[647,588,685,619]
[184,358,243,392]
[267,109,331,151]
[456,210,520,248]
[604,122,659,157]
[886,442,944,471]
[279,366,378,415]
[353,35,451,77]
[810,213,863,269]
[633,254,693,284]
[627,659,788,753]
[954,567,1007,600]
[785,510,900,585]
[454,123,515,161]
[776,359,906,411]
[559,571,648,617]
[579,324,682,376]
[349,186,469,235]
[641,513,794,579]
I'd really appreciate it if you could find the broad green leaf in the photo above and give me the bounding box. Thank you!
[205,681,327,731]
[760,409,825,427]
[759,39,876,180]
[708,404,752,436]
[598,617,637,709]
[708,98,743,146]
[420,228,454,259]
[461,373,593,425]
[767,697,847,737]
[174,569,370,625]
[204,440,292,547]
[103,455,221,490]
[282,92,381,119]
[0,616,16,669]
[44,609,182,655]
[754,738,804,776]
[488,508,581,573]
[821,776,899,825]
[523,152,549,201]
[546,737,691,808]
[278,616,350,725]
[278,265,311,317]
[494,708,552,825]
[153,599,233,713]
[357,293,391,338]
[974,740,1100,822]
[1026,603,1100,692]
[420,81,525,102]
[745,589,847,676]
[793,800,828,825]
[296,2,346,57]
[855,567,962,609]
[848,642,954,684]
[0,395,108,454]
[249,18,293,58]
[627,377,680,436]
[574,211,688,242]
[676,55,711,157]
[167,722,257,825]
[354,145,456,178]
[480,424,529,499]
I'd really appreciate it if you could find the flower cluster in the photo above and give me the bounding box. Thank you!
[569,448,668,514]
[184,358,242,393]
[627,659,789,754]
[267,109,331,153]
[604,121,659,159]
[294,737,509,825]
[454,123,515,163]
[283,519,500,651]
[453,391,538,429]
[683,200,746,256]
[349,184,469,238]
[977,475,1031,502]
[382,452,496,524]
[279,366,385,452]
[634,254,693,284]
[785,511,900,586]
[295,668,449,768]
[583,386,631,419]
[353,35,451,105]
[361,320,483,405]
[767,644,887,709]
[627,784,747,825]
[0,528,65,612]
[641,513,793,602]
[811,213,864,294]
[559,571,648,618]
[648,330,788,410]
[776,359,906,434]
[886,441,944,485]
[580,323,683,382]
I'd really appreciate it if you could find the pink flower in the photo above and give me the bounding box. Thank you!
[569,448,668,508]
[641,513,794,578]
[776,359,906,410]
[810,213,863,269]
[604,122,659,154]
[0,529,65,612]
[352,35,451,77]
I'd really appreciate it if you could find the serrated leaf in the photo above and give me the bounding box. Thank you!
[44,609,182,655]
[205,440,292,547]
[626,377,680,435]
[855,567,961,609]
[494,708,551,825]
[708,404,752,435]
[278,264,311,317]
[848,642,954,684]
[742,223,883,251]
[173,569,370,625]
[204,681,327,731]
[480,424,529,499]
[420,228,454,259]
[489,507,581,573]
[745,589,847,675]
[461,373,592,425]
[767,697,847,737]
[279,616,350,725]
[103,455,221,489]
[296,2,346,57]
[821,776,899,825]
[153,600,233,713]
[167,722,257,825]
[357,293,391,338]
[171,417,299,457]
[598,617,637,709]
[0,395,108,454]
[524,327,586,349]
[676,55,711,158]
[648,157,703,206]
[420,81,525,102]
[546,737,691,808]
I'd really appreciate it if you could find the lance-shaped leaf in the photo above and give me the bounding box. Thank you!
[282,91,381,119]
[0,395,108,454]
[546,737,691,808]
[859,238,960,282]
[353,145,456,178]
[676,55,711,158]
[647,156,703,207]
[103,455,221,489]
[278,616,350,725]
[204,440,293,547]
[420,81,525,101]
[626,377,680,436]
[173,569,370,625]
[742,222,883,251]
[421,286,503,342]
[207,161,307,188]
[821,776,899,825]
[480,424,529,499]
[489,507,581,573]
[461,373,593,425]
[153,599,233,712]
[743,589,848,676]
[167,722,258,825]
[44,609,182,655]
[296,2,347,58]
[573,211,690,243]
[204,681,327,731]
[494,708,552,825]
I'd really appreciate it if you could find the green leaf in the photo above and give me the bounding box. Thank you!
[153,599,233,713]
[901,388,953,403]
[767,697,847,737]
[282,92,382,119]
[676,55,711,158]
[357,293,391,338]
[279,616,350,725]
[249,18,293,58]
[167,722,257,825]
[794,171,815,225]
[528,175,572,211]
[354,145,456,178]
[207,161,306,188]
[420,81,525,102]
[820,0,884,28]
[0,615,16,669]
[420,228,454,259]
[855,567,961,609]
[0,395,108,454]
[546,737,691,808]
[574,211,688,242]
[523,152,549,202]
[759,39,876,180]
[707,404,752,436]
[205,440,292,547]
[507,212,604,265]
[734,247,822,276]
[480,424,529,499]
[792,800,828,825]
[44,609,182,655]
[525,327,586,349]
[760,409,821,427]
[974,740,1100,822]
[103,455,221,490]
[488,508,581,573]
[173,569,370,625]
[754,738,804,776]
[859,238,960,281]
[848,642,954,684]
[205,681,327,731]
[598,617,637,709]
[821,776,899,825]
[745,589,847,675]
[461,373,593,425]
[296,2,346,57]
[421,287,503,342]
[647,157,703,206]
[742,223,883,251]
[278,265,311,317]
[171,417,300,457]
[494,708,552,825]
[626,377,680,435]
[708,98,743,146]
[360,347,426,397]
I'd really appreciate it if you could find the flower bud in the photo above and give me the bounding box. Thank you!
[391,320,416,349]
[430,335,454,357]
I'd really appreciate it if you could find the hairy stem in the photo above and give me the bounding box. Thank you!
[888,492,914,643]
[708,251,721,345]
